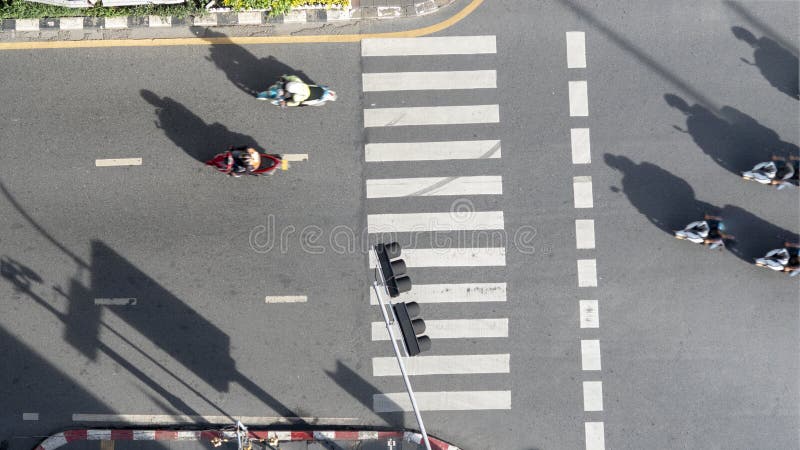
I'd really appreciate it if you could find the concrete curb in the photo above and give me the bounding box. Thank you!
[35,429,461,450]
[0,0,454,32]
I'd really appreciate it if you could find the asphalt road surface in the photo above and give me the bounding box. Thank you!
[1,1,798,449]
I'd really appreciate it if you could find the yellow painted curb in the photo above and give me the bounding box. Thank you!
[0,0,483,50]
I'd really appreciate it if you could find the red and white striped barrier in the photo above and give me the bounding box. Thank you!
[36,429,460,450]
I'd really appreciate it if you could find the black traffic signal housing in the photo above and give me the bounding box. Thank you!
[374,242,412,298]
[394,301,431,356]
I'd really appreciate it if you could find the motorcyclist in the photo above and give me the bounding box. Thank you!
[280,75,311,107]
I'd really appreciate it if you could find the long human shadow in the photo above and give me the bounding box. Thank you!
[732,26,799,100]
[718,205,800,263]
[664,93,800,175]
[140,90,263,163]
[604,154,717,234]
[192,28,315,96]
[0,180,306,425]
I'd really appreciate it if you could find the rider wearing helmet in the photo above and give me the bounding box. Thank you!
[280,75,311,107]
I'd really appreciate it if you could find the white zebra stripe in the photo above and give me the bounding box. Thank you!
[364,105,499,127]
[365,140,501,162]
[362,70,496,91]
[369,283,506,305]
[361,36,496,57]
[366,176,502,198]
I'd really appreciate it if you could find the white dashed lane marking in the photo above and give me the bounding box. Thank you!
[580,300,600,328]
[573,176,594,208]
[369,247,507,267]
[95,158,142,167]
[372,318,508,340]
[364,105,500,127]
[372,354,510,376]
[367,211,505,232]
[583,381,604,411]
[365,140,501,162]
[366,176,503,198]
[575,219,596,249]
[581,339,602,370]
[577,259,598,287]
[568,81,589,116]
[566,31,587,68]
[264,295,307,304]
[585,422,606,450]
[362,70,497,91]
[373,390,511,412]
[571,128,591,164]
[361,36,497,57]
[369,283,507,305]
[22,413,39,421]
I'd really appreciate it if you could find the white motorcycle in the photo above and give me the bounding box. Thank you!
[742,157,797,190]
[674,216,730,250]
[755,245,800,276]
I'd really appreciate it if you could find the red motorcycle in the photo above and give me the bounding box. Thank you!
[206,147,282,177]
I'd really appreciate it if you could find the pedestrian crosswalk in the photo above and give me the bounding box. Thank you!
[362,35,510,413]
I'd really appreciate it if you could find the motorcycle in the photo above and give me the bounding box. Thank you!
[755,244,800,276]
[674,216,731,250]
[742,156,798,189]
[205,147,282,177]
[256,75,337,107]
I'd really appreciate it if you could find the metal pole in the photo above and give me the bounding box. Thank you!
[372,279,432,450]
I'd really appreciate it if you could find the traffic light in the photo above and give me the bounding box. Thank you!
[374,242,412,298]
[394,301,431,356]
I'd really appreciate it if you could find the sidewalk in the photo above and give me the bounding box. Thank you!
[36,429,461,450]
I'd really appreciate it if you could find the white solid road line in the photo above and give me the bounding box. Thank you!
[585,422,606,450]
[566,31,587,68]
[364,105,500,127]
[72,414,358,425]
[361,36,497,57]
[577,259,598,287]
[22,413,39,421]
[575,219,596,249]
[372,318,508,340]
[365,140,501,162]
[367,211,505,232]
[374,390,511,412]
[264,295,307,304]
[367,247,507,267]
[369,282,506,305]
[571,128,591,164]
[95,158,142,167]
[581,340,601,371]
[579,300,600,328]
[573,176,594,208]
[366,176,503,198]
[281,154,308,161]
[362,70,497,92]
[583,381,604,411]
[94,298,137,306]
[569,81,589,117]
[372,354,510,376]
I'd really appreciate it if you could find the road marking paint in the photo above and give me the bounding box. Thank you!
[364,105,500,127]
[583,381,604,411]
[575,219,596,249]
[264,295,307,304]
[361,35,496,57]
[372,318,508,340]
[59,18,84,30]
[367,176,503,198]
[369,247,506,267]
[15,19,39,31]
[372,354,510,376]
[580,300,600,328]
[368,211,504,232]
[571,128,591,164]
[95,158,142,167]
[103,17,128,29]
[72,414,358,424]
[569,81,589,116]
[369,283,506,305]
[581,340,601,371]
[573,176,594,208]
[0,0,486,50]
[22,413,39,421]
[365,140,501,162]
[577,259,598,287]
[585,422,606,450]
[374,390,510,412]
[87,431,112,440]
[148,16,172,27]
[100,440,114,450]
[94,298,137,306]
[281,154,308,161]
[566,31,587,68]
[362,70,496,92]
[237,11,262,25]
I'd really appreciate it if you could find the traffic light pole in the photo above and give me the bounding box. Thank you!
[371,279,432,450]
